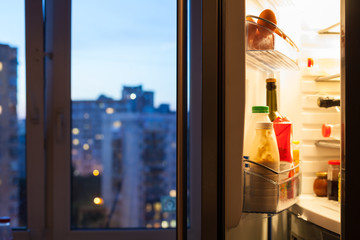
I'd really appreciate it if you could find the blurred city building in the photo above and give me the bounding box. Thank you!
[0,44,22,226]
[71,85,176,228]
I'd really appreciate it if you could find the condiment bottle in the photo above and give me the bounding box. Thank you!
[292,140,300,173]
[266,78,282,122]
[313,171,327,197]
[249,121,280,180]
[327,160,340,201]
[243,106,271,158]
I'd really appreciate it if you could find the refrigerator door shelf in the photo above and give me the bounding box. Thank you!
[246,16,300,72]
[243,160,301,214]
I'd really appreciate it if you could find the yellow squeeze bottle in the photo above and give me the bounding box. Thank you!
[292,141,300,173]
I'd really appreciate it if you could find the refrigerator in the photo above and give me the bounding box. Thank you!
[177,0,360,239]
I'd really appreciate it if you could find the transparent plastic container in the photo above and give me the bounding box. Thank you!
[244,122,282,213]
[243,122,301,213]
[0,217,13,240]
[243,106,271,158]
[243,159,301,213]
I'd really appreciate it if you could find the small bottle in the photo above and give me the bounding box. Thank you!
[292,141,300,173]
[0,216,13,240]
[327,160,340,201]
[266,78,282,122]
[322,123,341,140]
[313,171,327,197]
[243,106,271,158]
[317,96,340,108]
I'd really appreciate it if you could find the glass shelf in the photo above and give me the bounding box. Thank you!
[246,15,299,72]
[247,50,299,71]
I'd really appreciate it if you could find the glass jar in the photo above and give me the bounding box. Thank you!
[0,216,13,240]
[327,160,340,201]
[313,171,327,197]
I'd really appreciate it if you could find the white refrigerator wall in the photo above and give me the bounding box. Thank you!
[279,22,341,195]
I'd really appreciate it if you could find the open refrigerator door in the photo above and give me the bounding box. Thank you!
[225,0,341,239]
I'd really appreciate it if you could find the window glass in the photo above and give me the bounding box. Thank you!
[0,0,26,228]
[71,0,176,229]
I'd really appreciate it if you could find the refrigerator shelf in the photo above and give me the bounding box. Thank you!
[247,50,299,71]
[246,15,299,71]
[315,140,340,149]
[243,159,301,214]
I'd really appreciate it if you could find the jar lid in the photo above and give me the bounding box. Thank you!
[252,106,269,113]
[266,78,277,83]
[328,160,340,165]
[0,216,11,223]
[255,122,273,129]
[316,171,327,178]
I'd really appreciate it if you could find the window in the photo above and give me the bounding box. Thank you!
[70,0,177,230]
[8,0,201,239]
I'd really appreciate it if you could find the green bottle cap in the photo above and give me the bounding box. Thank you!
[252,106,269,113]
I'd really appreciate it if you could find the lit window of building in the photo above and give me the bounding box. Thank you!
[72,128,80,135]
[106,107,114,114]
[72,139,79,145]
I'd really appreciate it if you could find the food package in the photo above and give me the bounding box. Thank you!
[273,117,293,164]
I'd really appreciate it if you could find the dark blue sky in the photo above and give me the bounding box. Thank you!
[71,0,177,109]
[0,0,176,118]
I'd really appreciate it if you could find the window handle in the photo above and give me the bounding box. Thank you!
[29,92,40,124]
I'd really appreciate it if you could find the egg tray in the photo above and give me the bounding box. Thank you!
[242,159,301,214]
[246,15,300,72]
